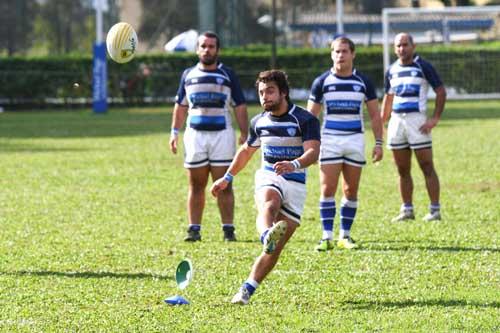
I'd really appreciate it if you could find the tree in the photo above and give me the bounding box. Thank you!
[139,0,270,48]
[139,0,198,50]
[39,0,93,54]
[0,0,38,55]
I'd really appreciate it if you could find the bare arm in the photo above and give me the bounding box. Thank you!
[307,100,322,118]
[273,139,320,176]
[169,103,188,154]
[210,143,258,197]
[234,104,249,145]
[366,99,384,163]
[380,93,394,124]
[420,85,447,134]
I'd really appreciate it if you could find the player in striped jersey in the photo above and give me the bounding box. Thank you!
[308,37,383,251]
[169,32,249,242]
[211,70,320,305]
[381,33,446,222]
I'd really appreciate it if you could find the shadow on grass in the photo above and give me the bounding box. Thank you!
[0,143,99,154]
[360,242,499,253]
[2,270,173,280]
[0,110,171,139]
[344,299,499,309]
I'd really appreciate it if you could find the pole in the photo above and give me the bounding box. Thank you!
[382,8,390,74]
[96,3,103,43]
[336,0,344,36]
[198,0,216,32]
[93,0,107,113]
[271,0,277,68]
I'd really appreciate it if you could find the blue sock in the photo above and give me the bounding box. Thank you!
[243,279,259,296]
[260,229,269,244]
[222,224,234,232]
[319,197,335,240]
[402,203,413,211]
[188,224,201,232]
[340,198,358,238]
[430,203,440,213]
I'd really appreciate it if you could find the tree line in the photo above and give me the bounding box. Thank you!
[1,0,491,56]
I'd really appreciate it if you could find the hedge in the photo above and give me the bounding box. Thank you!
[0,43,498,107]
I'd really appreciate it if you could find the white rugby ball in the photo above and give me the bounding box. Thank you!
[106,22,138,64]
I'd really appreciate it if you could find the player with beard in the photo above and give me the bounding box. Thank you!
[211,70,320,305]
[170,31,249,242]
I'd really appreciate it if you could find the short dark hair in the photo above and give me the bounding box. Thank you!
[199,31,220,49]
[255,70,290,102]
[332,36,355,52]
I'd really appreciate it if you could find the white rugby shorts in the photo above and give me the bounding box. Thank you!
[254,169,306,224]
[183,127,236,168]
[319,133,366,167]
[387,112,432,150]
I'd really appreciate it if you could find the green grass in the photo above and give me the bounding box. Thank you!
[0,100,498,332]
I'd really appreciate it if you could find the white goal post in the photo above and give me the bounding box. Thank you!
[382,5,500,99]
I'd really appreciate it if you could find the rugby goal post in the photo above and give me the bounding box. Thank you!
[382,6,500,100]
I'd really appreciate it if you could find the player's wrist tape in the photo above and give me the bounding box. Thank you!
[171,128,179,136]
[291,159,301,170]
[223,172,234,183]
[375,139,383,147]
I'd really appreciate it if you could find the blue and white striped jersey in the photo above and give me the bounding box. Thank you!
[309,69,377,136]
[175,63,246,131]
[384,55,443,114]
[247,104,320,184]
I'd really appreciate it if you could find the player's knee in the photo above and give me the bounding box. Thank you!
[263,199,281,215]
[343,188,357,201]
[189,182,207,194]
[396,164,411,177]
[321,184,336,197]
[419,161,436,178]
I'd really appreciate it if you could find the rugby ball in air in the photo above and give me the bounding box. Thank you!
[106,22,138,63]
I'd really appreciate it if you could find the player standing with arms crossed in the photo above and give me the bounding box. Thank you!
[308,37,383,251]
[211,70,320,304]
[170,32,249,242]
[381,33,446,222]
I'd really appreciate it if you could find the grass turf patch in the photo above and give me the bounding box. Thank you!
[0,100,498,331]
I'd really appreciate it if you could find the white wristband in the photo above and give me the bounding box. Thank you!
[291,159,301,170]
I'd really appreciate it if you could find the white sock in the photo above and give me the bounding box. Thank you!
[339,229,350,239]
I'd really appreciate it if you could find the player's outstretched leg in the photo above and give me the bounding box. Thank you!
[231,279,259,305]
[262,220,287,254]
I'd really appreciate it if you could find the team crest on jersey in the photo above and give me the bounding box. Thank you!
[329,86,336,91]
[260,129,270,136]
[353,85,361,92]
[287,127,297,136]
[216,78,224,84]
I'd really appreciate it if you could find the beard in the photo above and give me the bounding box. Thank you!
[263,99,282,112]
[199,55,217,66]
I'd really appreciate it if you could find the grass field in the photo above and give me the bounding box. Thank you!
[0,100,498,332]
